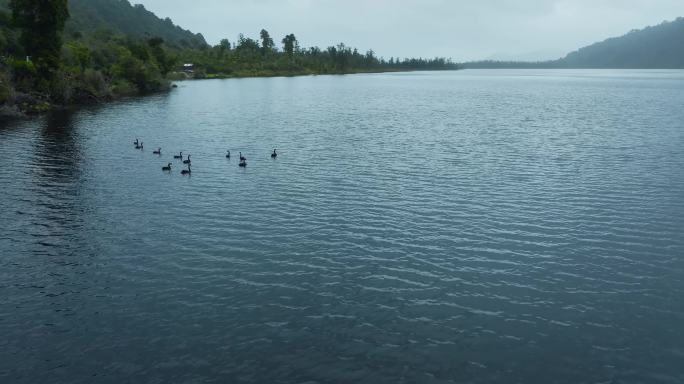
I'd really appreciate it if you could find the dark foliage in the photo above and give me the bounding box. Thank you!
[9,0,69,90]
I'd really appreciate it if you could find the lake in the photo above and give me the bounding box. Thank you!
[1,69,684,383]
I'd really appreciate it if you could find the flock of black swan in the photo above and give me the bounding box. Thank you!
[133,138,277,175]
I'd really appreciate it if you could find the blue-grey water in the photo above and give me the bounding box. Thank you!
[1,69,684,384]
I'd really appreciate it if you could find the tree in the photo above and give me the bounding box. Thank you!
[148,37,164,48]
[365,50,376,67]
[147,37,173,76]
[9,0,69,89]
[236,33,260,52]
[282,33,298,57]
[259,29,274,55]
[219,39,231,51]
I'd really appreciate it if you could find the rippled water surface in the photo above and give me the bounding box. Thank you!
[2,69,684,383]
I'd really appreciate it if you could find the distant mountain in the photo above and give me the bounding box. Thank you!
[0,0,207,48]
[561,17,684,68]
[463,17,684,69]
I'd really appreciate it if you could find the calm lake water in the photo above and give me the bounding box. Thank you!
[1,69,684,383]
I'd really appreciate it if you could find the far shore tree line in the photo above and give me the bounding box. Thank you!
[179,29,457,79]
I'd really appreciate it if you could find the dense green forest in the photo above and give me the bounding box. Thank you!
[463,17,684,69]
[0,0,456,116]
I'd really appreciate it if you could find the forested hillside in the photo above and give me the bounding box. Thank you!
[65,0,207,49]
[1,0,180,114]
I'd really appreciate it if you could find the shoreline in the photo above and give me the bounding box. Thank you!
[0,68,459,119]
[185,67,458,80]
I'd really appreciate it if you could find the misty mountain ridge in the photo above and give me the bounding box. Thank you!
[464,17,684,69]
[561,17,684,68]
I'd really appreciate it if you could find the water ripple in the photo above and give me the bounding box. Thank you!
[1,70,684,384]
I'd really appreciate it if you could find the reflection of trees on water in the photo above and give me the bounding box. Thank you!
[29,109,91,261]
[3,109,103,382]
[36,109,81,181]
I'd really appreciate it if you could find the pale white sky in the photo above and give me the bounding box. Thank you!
[134,0,684,61]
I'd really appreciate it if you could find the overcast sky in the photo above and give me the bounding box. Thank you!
[134,0,684,61]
